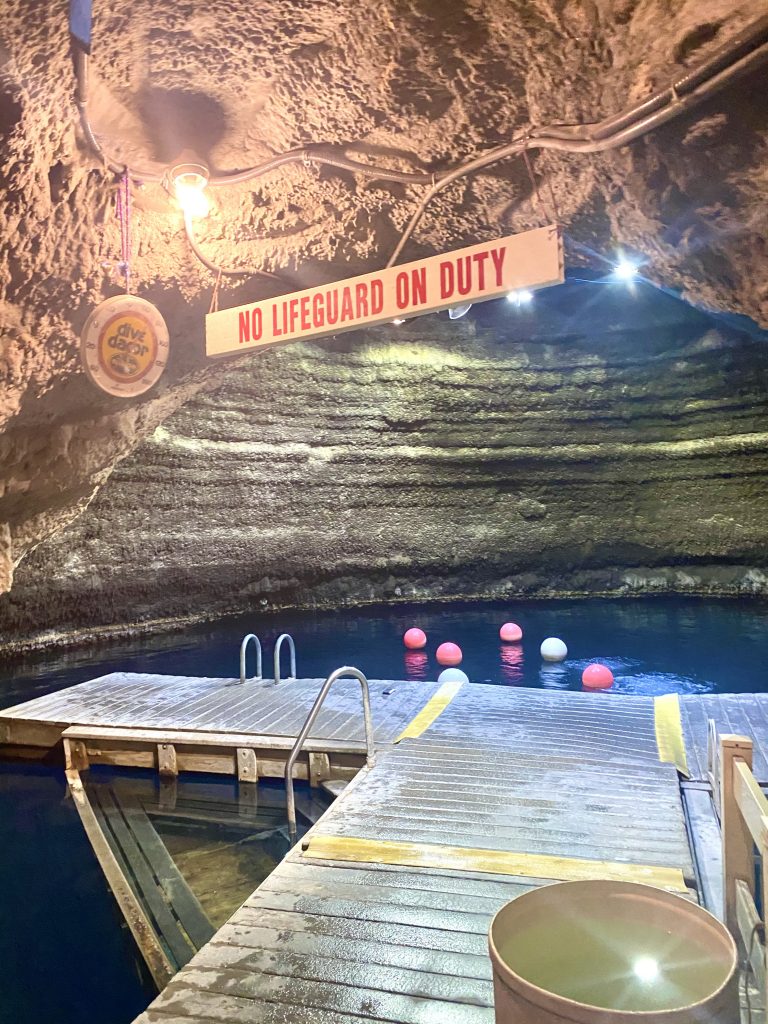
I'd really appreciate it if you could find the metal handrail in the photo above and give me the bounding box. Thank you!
[274,633,297,684]
[285,666,375,836]
[239,633,262,684]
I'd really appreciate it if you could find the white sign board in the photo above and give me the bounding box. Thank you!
[206,224,563,358]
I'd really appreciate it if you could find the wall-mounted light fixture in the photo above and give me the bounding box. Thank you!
[613,257,639,281]
[448,303,473,320]
[169,153,210,219]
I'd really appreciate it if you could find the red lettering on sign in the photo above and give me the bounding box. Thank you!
[312,293,324,328]
[440,261,454,300]
[355,282,368,318]
[238,311,250,344]
[490,246,506,286]
[287,298,298,333]
[473,251,489,290]
[272,303,283,337]
[370,278,384,314]
[411,268,427,305]
[456,256,472,296]
[251,308,263,341]
[326,291,339,325]
[395,271,409,309]
[340,286,354,322]
[300,295,311,331]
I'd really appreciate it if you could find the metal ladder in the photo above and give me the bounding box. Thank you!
[238,632,297,684]
[284,666,375,837]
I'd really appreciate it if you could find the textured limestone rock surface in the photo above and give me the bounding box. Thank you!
[1,0,767,641]
[3,282,767,643]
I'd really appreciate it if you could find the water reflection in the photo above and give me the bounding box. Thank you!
[500,644,524,685]
[539,663,570,689]
[403,651,429,680]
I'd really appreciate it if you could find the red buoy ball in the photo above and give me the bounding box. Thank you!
[582,663,614,689]
[436,642,463,666]
[499,622,523,643]
[403,627,427,650]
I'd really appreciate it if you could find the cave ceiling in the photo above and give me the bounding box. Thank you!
[0,0,767,597]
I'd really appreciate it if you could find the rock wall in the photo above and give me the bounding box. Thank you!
[3,280,767,646]
[1,0,768,609]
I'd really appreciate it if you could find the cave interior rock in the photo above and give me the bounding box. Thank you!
[1,0,768,649]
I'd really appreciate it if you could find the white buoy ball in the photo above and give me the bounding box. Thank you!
[540,637,568,662]
[437,668,469,684]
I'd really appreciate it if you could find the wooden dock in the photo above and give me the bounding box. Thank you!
[1,673,764,1022]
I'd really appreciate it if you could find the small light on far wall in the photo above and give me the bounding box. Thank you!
[507,289,533,307]
[448,303,473,320]
[613,257,639,281]
[392,318,406,325]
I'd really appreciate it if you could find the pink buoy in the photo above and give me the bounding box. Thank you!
[403,627,427,650]
[436,642,462,666]
[499,622,523,643]
[582,663,614,689]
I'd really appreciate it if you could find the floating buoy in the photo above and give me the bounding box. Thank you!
[403,627,427,649]
[540,637,567,662]
[436,642,462,666]
[438,667,469,684]
[499,622,523,643]
[582,663,614,689]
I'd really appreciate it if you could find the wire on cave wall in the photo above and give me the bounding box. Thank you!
[68,3,768,286]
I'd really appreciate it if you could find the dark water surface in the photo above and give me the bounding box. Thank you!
[1,596,767,1024]
[2,596,767,707]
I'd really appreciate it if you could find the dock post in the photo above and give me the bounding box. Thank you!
[720,735,754,934]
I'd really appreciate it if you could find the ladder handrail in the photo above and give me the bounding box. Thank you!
[274,633,297,684]
[285,666,375,836]
[239,634,263,684]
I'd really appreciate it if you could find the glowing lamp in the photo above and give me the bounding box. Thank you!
[614,257,638,281]
[507,289,533,306]
[436,642,462,666]
[170,155,210,219]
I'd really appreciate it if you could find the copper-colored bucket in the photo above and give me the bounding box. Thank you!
[488,881,738,1024]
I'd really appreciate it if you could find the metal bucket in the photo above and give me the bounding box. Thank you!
[488,880,738,1024]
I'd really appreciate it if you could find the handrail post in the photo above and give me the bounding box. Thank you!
[274,633,297,684]
[720,734,754,934]
[239,634,262,684]
[285,666,374,838]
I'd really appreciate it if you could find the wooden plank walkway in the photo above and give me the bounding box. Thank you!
[0,674,442,752]
[6,672,768,1021]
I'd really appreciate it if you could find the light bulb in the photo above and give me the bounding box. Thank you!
[168,155,210,220]
[507,289,533,306]
[393,318,406,325]
[614,257,639,281]
[175,179,210,219]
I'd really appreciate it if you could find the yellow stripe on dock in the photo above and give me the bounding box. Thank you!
[654,693,689,778]
[393,680,463,742]
[304,835,689,892]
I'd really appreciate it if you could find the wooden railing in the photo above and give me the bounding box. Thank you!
[718,734,768,1002]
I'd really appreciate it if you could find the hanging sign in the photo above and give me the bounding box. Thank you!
[206,223,563,358]
[80,295,170,397]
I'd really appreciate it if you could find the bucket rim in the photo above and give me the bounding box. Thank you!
[488,880,738,1022]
